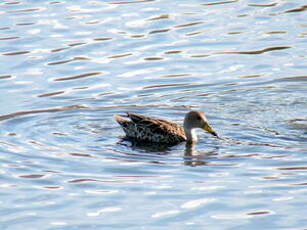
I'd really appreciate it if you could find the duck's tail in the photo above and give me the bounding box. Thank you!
[114,114,128,126]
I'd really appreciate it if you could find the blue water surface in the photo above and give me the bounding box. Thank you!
[0,0,306,229]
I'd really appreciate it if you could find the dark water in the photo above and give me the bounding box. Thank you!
[0,0,306,229]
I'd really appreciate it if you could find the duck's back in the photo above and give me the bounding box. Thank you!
[114,113,186,144]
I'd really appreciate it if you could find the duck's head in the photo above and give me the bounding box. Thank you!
[183,111,218,142]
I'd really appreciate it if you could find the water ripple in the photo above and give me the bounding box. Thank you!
[54,72,102,81]
[0,0,306,229]
[0,105,88,121]
[110,0,155,4]
[284,4,307,13]
[2,51,30,55]
[201,1,239,6]
[215,46,291,55]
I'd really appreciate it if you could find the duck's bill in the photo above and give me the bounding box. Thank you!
[203,123,218,137]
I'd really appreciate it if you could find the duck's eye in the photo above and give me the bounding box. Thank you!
[196,116,201,120]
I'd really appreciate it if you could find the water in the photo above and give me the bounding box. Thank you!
[0,0,306,229]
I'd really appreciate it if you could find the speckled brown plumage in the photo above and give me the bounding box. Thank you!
[114,112,186,144]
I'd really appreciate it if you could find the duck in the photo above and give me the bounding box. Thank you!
[114,111,218,144]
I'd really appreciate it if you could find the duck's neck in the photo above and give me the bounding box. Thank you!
[184,126,197,144]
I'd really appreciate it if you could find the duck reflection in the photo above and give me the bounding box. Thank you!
[118,138,173,153]
[118,138,218,166]
[184,143,218,166]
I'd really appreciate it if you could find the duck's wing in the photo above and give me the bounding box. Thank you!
[128,112,184,135]
[115,113,186,143]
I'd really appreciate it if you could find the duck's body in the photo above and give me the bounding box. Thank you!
[114,111,217,144]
